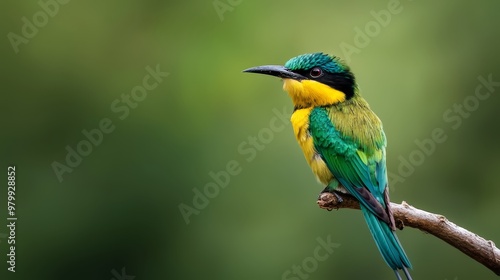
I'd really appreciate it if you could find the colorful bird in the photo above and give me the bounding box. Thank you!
[243,52,412,280]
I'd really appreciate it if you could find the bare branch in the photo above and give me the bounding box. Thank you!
[317,192,500,276]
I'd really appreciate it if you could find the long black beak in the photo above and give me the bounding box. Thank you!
[243,65,306,80]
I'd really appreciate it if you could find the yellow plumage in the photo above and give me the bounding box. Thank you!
[289,93,333,185]
[286,78,383,186]
[283,79,346,109]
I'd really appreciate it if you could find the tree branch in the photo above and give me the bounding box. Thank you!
[317,192,500,276]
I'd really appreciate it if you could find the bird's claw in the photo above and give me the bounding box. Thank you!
[317,191,343,211]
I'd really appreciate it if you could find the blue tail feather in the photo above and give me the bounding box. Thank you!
[360,205,412,279]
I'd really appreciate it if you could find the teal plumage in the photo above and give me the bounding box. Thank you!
[285,53,348,73]
[309,107,412,276]
[243,52,413,279]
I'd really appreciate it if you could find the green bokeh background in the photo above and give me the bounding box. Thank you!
[1,0,500,279]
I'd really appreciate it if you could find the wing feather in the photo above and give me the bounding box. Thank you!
[310,107,390,224]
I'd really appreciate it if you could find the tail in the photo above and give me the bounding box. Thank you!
[360,204,413,280]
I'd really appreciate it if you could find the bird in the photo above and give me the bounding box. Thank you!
[243,52,412,280]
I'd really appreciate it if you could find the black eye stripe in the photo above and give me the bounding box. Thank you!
[290,68,356,100]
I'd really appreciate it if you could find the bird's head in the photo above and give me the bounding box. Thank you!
[244,52,356,109]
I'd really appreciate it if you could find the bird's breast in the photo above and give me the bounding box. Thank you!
[290,108,333,185]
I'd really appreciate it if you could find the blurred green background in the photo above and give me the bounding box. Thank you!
[1,0,500,279]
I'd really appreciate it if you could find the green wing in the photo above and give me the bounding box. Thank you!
[309,107,390,223]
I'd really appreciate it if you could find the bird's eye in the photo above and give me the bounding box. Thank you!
[310,67,323,78]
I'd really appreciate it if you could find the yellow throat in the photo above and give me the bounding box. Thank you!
[282,78,346,109]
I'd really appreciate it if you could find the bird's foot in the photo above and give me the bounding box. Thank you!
[317,191,343,211]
